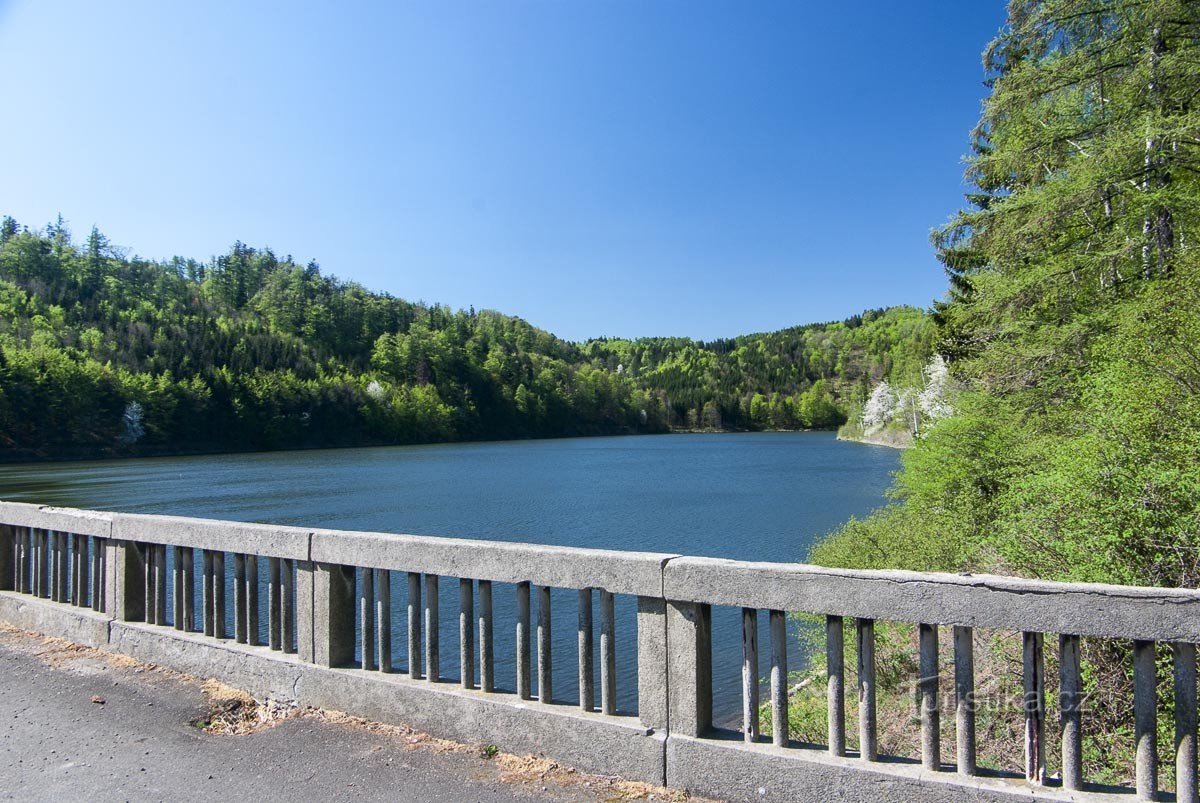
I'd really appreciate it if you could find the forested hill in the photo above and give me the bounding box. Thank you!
[0,216,932,460]
[583,308,933,430]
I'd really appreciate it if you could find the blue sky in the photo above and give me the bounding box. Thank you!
[0,1,1005,342]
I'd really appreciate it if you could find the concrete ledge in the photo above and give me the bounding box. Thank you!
[298,669,666,783]
[664,734,1134,803]
[663,557,1200,642]
[109,621,305,702]
[311,528,675,597]
[0,591,111,647]
[112,513,311,560]
[0,502,112,537]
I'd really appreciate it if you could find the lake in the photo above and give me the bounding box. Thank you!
[0,431,899,723]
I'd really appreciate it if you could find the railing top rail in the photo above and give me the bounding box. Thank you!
[5,502,1200,640]
[663,556,1200,642]
[0,502,113,537]
[310,527,674,597]
[114,512,311,561]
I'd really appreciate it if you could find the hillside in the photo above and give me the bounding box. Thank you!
[0,217,932,460]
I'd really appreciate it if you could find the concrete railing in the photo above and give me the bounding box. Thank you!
[0,502,1196,802]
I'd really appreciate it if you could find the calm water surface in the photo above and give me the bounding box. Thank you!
[0,431,899,723]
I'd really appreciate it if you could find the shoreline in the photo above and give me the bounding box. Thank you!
[836,429,911,449]
[0,426,843,467]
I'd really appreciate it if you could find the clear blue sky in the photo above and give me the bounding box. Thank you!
[0,1,1005,342]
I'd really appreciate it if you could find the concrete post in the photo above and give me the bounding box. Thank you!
[665,599,711,737]
[299,561,355,667]
[637,596,669,730]
[104,539,146,622]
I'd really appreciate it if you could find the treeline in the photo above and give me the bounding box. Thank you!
[0,217,932,460]
[0,220,663,459]
[583,306,934,431]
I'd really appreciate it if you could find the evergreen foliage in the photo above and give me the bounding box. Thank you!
[814,0,1200,590]
[0,220,933,460]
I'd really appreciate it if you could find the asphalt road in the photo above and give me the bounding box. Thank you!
[0,627,671,802]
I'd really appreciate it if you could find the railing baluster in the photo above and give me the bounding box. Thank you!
[742,607,760,742]
[212,551,226,639]
[1134,639,1158,800]
[1175,642,1197,803]
[375,568,391,673]
[953,625,976,776]
[479,579,494,692]
[172,546,186,630]
[8,527,17,593]
[460,578,474,688]
[919,623,940,771]
[34,525,43,595]
[34,529,46,598]
[44,531,53,599]
[1060,634,1083,791]
[424,574,439,681]
[579,588,594,712]
[43,529,52,599]
[15,527,27,593]
[28,528,37,596]
[57,532,69,603]
[29,529,38,597]
[1023,632,1046,784]
[91,537,106,612]
[857,617,877,761]
[538,585,553,703]
[49,531,60,602]
[268,557,281,649]
[0,525,10,593]
[181,546,194,631]
[600,589,616,715]
[827,615,845,756]
[72,534,86,605]
[234,553,248,643]
[517,581,531,700]
[246,554,259,645]
[202,549,215,636]
[144,543,156,624]
[360,567,375,670]
[407,572,421,678]
[155,544,167,625]
[280,558,295,653]
[769,609,788,747]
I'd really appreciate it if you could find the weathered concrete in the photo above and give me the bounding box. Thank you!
[297,668,667,785]
[109,620,304,703]
[663,556,1200,642]
[111,512,309,560]
[0,502,112,537]
[664,735,1134,803]
[0,591,110,647]
[665,600,711,738]
[310,527,676,597]
[308,562,355,668]
[103,540,145,623]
